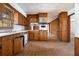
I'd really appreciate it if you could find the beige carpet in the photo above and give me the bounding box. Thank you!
[17,38,74,56]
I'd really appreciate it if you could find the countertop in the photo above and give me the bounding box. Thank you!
[0,30,45,37]
[0,30,39,37]
[0,30,28,37]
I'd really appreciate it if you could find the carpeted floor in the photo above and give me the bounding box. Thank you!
[17,38,74,56]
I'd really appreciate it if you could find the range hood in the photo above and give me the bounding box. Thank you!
[39,17,48,23]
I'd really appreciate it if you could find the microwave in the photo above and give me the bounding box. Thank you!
[39,24,48,30]
[41,25,46,28]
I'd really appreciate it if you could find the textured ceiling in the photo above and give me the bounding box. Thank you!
[17,3,74,22]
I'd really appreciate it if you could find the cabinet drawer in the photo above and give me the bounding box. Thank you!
[14,33,23,38]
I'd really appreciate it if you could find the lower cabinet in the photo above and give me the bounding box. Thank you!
[0,33,24,56]
[1,35,13,56]
[28,30,48,41]
[14,36,23,54]
[33,31,39,41]
[39,30,48,41]
[0,37,2,55]
[29,31,34,41]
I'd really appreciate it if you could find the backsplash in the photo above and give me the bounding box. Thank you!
[12,25,25,31]
[0,29,13,33]
[0,25,25,33]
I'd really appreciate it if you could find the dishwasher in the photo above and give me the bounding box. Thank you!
[23,32,28,46]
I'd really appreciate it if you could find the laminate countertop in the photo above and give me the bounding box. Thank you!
[0,30,28,37]
[0,30,40,37]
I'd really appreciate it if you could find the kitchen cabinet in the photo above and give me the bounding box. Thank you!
[28,31,34,41]
[0,33,24,56]
[75,37,79,56]
[18,12,26,26]
[26,17,29,26]
[14,33,23,54]
[58,12,69,42]
[38,13,48,17]
[33,31,39,41]
[0,37,2,56]
[39,30,48,41]
[29,31,39,41]
[38,13,48,23]
[28,30,48,41]
[27,14,39,24]
[14,11,26,26]
[0,4,14,29]
[0,35,13,56]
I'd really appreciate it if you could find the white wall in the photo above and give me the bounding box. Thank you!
[75,3,79,37]
[70,15,75,34]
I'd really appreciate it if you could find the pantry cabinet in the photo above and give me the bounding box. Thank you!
[58,12,69,42]
[75,37,79,56]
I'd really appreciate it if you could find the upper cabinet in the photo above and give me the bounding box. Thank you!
[0,4,14,29]
[18,12,26,26]
[38,13,48,23]
[14,11,26,26]
[0,3,26,28]
[27,13,48,24]
[27,14,39,24]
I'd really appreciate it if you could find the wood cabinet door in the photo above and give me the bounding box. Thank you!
[39,30,45,40]
[14,37,23,54]
[30,18,34,23]
[75,38,79,56]
[29,14,38,23]
[2,35,13,56]
[28,31,34,41]
[18,13,22,25]
[39,30,43,40]
[33,31,39,41]
[18,12,26,26]
[44,31,48,40]
[0,37,2,56]
[59,12,69,42]
[39,30,48,41]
